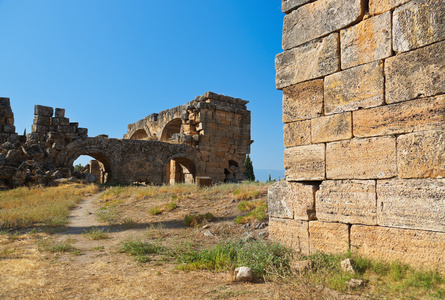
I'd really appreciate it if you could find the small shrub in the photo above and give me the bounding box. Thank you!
[164,202,177,212]
[82,227,109,240]
[120,237,165,262]
[37,239,80,255]
[149,207,162,215]
[234,201,268,224]
[184,213,215,227]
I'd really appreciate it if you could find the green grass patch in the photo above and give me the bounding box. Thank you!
[120,236,166,262]
[234,200,268,224]
[184,213,215,227]
[82,227,109,240]
[96,207,121,225]
[37,239,81,255]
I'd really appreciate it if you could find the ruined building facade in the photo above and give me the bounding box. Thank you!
[270,0,444,271]
[0,92,252,188]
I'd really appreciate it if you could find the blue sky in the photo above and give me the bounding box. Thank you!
[0,1,285,178]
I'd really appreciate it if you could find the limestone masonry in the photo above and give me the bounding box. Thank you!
[0,92,252,187]
[271,0,444,271]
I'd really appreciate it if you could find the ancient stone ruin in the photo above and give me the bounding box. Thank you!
[270,0,444,271]
[0,92,252,188]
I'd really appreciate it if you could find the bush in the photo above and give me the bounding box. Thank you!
[82,227,109,240]
[120,237,165,262]
[184,213,215,227]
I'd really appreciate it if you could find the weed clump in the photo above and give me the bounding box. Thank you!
[234,200,268,224]
[184,213,215,227]
[120,237,165,262]
[37,239,80,255]
[82,227,109,240]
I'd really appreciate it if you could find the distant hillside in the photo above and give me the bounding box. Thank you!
[254,169,285,182]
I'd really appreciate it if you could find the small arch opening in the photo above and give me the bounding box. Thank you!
[72,154,112,183]
[165,157,195,184]
[225,160,240,183]
[130,129,150,140]
[161,118,182,142]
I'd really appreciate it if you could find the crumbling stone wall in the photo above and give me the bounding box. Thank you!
[270,0,444,271]
[125,92,252,183]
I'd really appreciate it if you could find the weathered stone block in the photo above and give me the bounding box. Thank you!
[325,60,384,115]
[353,96,445,137]
[34,105,53,117]
[55,108,65,118]
[33,115,50,126]
[283,120,311,147]
[269,218,309,254]
[282,0,362,50]
[369,0,410,15]
[196,176,212,187]
[393,0,445,53]
[326,137,397,179]
[268,181,317,220]
[276,33,339,89]
[377,179,445,232]
[3,125,15,133]
[77,128,88,136]
[316,180,377,225]
[385,40,445,104]
[309,221,350,254]
[397,130,445,178]
[281,0,312,13]
[311,112,352,143]
[341,12,391,69]
[31,125,48,134]
[284,144,325,181]
[351,225,445,271]
[282,79,324,123]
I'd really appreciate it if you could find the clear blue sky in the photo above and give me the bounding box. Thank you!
[0,0,285,176]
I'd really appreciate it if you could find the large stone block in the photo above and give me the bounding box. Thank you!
[283,120,311,147]
[281,0,312,13]
[282,79,324,123]
[393,0,445,53]
[385,40,445,104]
[282,0,362,50]
[276,33,339,89]
[268,181,317,220]
[353,96,445,138]
[351,225,445,271]
[397,130,445,178]
[309,221,350,254]
[341,12,392,69]
[316,180,377,225]
[311,112,352,143]
[284,144,325,181]
[326,137,397,179]
[34,105,53,117]
[369,0,410,15]
[33,115,50,127]
[324,60,384,115]
[269,218,309,255]
[377,179,445,232]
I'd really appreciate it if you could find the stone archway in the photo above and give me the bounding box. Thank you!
[66,149,114,183]
[129,129,149,140]
[164,155,197,184]
[160,118,182,142]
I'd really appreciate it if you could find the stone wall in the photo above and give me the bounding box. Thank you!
[271,0,444,271]
[124,92,252,183]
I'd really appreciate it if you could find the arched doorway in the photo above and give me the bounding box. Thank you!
[130,129,150,140]
[225,160,240,183]
[72,153,113,183]
[165,157,195,184]
[161,118,182,142]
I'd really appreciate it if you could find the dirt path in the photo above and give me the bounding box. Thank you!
[63,193,103,235]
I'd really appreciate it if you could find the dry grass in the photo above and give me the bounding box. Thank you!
[0,183,99,229]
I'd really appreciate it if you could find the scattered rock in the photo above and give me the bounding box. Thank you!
[341,258,356,274]
[202,224,210,229]
[255,222,268,229]
[258,231,267,238]
[203,230,214,237]
[234,267,253,282]
[346,278,365,288]
[242,234,255,242]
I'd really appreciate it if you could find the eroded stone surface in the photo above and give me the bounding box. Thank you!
[276,34,339,89]
[393,0,445,52]
[377,179,445,232]
[341,12,392,69]
[281,0,312,13]
[369,0,410,15]
[311,112,352,143]
[326,137,397,179]
[284,120,311,147]
[284,144,325,181]
[282,80,324,123]
[324,61,384,115]
[397,130,445,178]
[316,180,377,225]
[282,0,362,50]
[268,181,317,220]
[351,225,445,271]
[353,95,445,137]
[309,221,350,254]
[385,40,445,104]
[269,218,309,254]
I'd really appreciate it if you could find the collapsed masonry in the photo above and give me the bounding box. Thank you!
[270,0,444,271]
[0,92,252,188]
